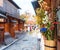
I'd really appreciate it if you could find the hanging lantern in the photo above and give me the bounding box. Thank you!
[0,18,4,22]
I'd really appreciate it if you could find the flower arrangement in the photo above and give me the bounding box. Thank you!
[36,0,58,40]
[40,21,58,40]
[38,1,57,50]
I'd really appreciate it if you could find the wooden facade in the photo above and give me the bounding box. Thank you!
[56,0,60,50]
[19,20,24,31]
[0,13,7,44]
[0,0,24,44]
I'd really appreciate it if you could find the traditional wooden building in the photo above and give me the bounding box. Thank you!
[43,0,60,50]
[55,0,60,50]
[0,0,24,44]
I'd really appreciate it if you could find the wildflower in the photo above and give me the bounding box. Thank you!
[52,22,59,24]
[40,28,47,33]
[50,25,55,30]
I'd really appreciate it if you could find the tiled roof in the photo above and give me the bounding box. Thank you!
[8,0,21,9]
[0,13,7,18]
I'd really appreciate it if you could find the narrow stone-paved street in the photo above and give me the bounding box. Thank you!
[3,32,40,50]
[0,0,58,50]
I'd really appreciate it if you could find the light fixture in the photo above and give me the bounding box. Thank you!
[0,18,4,22]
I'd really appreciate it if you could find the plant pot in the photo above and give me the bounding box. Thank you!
[45,40,57,50]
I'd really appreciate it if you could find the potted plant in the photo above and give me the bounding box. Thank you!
[36,1,57,50]
[39,10,57,50]
[43,22,57,50]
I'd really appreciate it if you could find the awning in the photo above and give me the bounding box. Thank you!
[0,13,7,18]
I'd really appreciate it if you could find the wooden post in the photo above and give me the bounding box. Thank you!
[0,23,5,44]
[9,22,15,38]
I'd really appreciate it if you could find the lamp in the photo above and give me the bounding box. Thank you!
[0,18,4,22]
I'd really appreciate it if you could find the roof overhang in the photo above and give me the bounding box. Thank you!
[0,13,7,18]
[11,20,17,23]
[8,0,21,9]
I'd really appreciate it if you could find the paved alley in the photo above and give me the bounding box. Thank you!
[0,31,26,50]
[3,33,40,50]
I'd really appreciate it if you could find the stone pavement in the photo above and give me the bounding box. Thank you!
[0,31,26,50]
[3,33,40,50]
[0,30,44,50]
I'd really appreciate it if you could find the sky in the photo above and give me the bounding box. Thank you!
[13,0,36,15]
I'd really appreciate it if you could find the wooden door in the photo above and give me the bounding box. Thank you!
[9,23,15,38]
[5,23,9,32]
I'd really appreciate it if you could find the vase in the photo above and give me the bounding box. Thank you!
[45,40,57,50]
